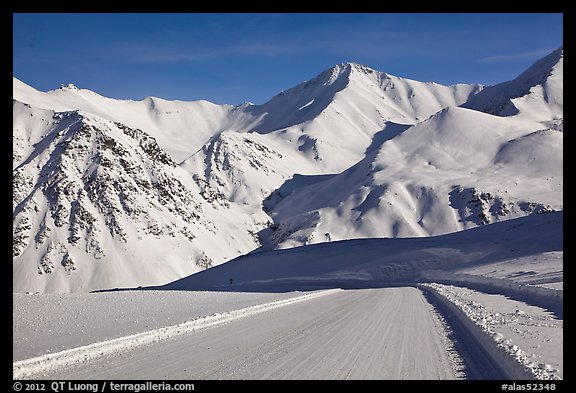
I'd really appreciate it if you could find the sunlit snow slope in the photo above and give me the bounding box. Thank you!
[261,50,562,249]
[13,48,562,293]
[159,212,562,291]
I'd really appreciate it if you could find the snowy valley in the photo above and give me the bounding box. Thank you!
[13,47,562,380]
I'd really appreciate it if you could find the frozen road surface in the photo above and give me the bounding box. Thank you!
[17,287,467,380]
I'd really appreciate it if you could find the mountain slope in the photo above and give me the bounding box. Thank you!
[13,78,260,163]
[461,47,563,121]
[13,49,561,293]
[13,100,269,293]
[177,63,484,209]
[250,62,482,131]
[244,62,483,172]
[14,62,482,172]
[179,130,321,205]
[261,50,563,250]
[159,211,562,290]
[262,108,562,249]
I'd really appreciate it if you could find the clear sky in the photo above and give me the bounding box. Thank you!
[13,13,563,106]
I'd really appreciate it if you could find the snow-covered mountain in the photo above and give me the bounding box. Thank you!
[13,102,271,292]
[462,47,563,121]
[181,63,484,207]
[258,51,563,249]
[264,105,562,249]
[13,62,483,171]
[12,78,260,164]
[13,48,562,293]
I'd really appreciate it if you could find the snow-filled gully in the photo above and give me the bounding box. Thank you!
[13,289,341,379]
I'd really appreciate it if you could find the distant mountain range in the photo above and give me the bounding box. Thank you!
[13,47,563,293]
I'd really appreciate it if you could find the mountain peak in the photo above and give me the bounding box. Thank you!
[461,46,563,117]
[514,46,562,85]
[298,62,386,92]
[348,62,379,74]
[325,62,382,79]
[59,83,80,92]
[331,61,376,71]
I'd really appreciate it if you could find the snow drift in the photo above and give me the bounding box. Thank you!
[157,212,562,292]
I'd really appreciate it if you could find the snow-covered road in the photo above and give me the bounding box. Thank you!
[17,287,471,380]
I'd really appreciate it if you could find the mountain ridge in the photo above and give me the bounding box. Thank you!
[13,48,562,293]
[461,47,563,119]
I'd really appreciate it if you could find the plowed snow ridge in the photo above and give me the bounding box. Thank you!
[13,289,340,379]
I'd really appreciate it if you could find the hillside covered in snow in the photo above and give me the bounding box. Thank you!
[13,48,563,293]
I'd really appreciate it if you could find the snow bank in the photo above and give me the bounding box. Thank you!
[418,271,562,316]
[13,289,340,379]
[420,283,562,380]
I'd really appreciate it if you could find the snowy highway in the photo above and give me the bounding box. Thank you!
[18,287,476,380]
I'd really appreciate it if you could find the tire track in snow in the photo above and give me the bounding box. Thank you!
[13,289,341,379]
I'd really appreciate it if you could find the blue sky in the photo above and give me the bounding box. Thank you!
[13,13,563,105]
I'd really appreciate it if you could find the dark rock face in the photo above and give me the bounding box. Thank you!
[13,114,209,275]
